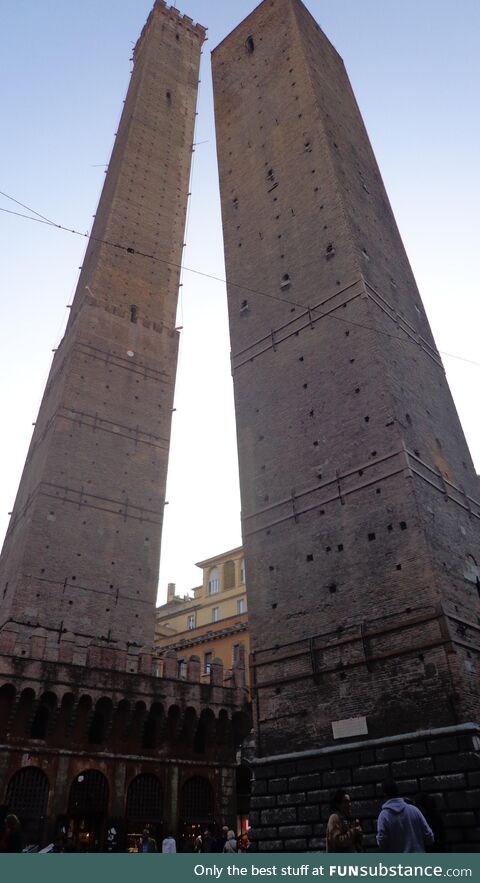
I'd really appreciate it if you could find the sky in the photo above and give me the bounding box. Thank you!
[1,0,479,604]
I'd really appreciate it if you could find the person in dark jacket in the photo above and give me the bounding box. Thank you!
[201,829,215,853]
[0,814,22,852]
[377,780,434,853]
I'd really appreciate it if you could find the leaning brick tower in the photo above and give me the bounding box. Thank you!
[0,1,205,651]
[213,0,480,850]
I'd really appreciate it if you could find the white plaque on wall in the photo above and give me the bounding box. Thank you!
[332,716,368,739]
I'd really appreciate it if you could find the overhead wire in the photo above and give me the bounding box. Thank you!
[1,192,479,370]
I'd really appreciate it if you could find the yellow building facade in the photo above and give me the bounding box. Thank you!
[155,547,250,685]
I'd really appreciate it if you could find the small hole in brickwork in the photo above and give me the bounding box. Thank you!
[376,488,381,495]
[387,524,393,532]
[71,575,76,581]
[269,565,275,571]
[313,440,319,447]
[400,521,407,530]
[36,593,40,598]
[406,413,412,425]
[303,383,308,389]
[325,546,331,553]
[320,509,325,516]
[345,330,350,336]
[365,416,369,422]
[306,554,314,562]
[371,451,377,458]
[337,544,343,552]
[358,469,364,476]
[396,564,402,570]
[106,608,110,613]
[299,356,304,361]
[368,532,376,541]
[355,387,360,394]
[272,602,277,609]
[339,671,346,679]
[329,583,337,593]
[350,358,355,364]
[246,36,255,54]
[41,568,45,573]
[310,410,315,418]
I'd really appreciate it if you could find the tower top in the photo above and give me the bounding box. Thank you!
[212,0,339,61]
[135,0,207,62]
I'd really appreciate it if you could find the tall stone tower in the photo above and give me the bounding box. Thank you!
[0,1,206,650]
[213,0,480,850]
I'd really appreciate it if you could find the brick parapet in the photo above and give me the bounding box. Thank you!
[134,0,207,63]
[0,633,248,712]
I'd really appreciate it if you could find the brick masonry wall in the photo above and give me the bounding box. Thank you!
[0,3,206,648]
[249,727,480,852]
[212,0,480,751]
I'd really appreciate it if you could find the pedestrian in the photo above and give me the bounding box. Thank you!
[162,831,176,853]
[194,832,203,853]
[0,814,22,853]
[326,790,363,852]
[377,780,434,852]
[223,830,237,853]
[139,827,157,853]
[238,832,249,853]
[201,828,215,853]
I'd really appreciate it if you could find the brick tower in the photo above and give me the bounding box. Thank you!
[213,0,480,850]
[0,1,205,650]
[0,4,250,852]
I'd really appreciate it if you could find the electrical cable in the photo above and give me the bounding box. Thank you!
[1,194,479,370]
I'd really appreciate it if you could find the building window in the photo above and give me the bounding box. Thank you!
[208,567,220,594]
[187,614,195,630]
[204,652,213,674]
[237,598,245,614]
[224,560,235,590]
[240,558,246,584]
[178,659,187,679]
[212,607,219,623]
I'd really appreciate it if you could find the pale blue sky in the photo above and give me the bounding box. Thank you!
[1,1,479,601]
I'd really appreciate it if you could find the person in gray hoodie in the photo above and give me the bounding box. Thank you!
[377,780,434,853]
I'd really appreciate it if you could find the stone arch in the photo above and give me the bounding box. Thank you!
[68,769,109,851]
[166,704,181,745]
[30,690,58,740]
[71,694,93,743]
[193,707,215,755]
[181,706,197,752]
[10,686,36,737]
[51,692,75,743]
[142,701,164,751]
[0,683,15,737]
[125,700,147,752]
[126,773,163,829]
[180,775,214,825]
[88,697,113,745]
[6,765,49,846]
[110,698,130,749]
